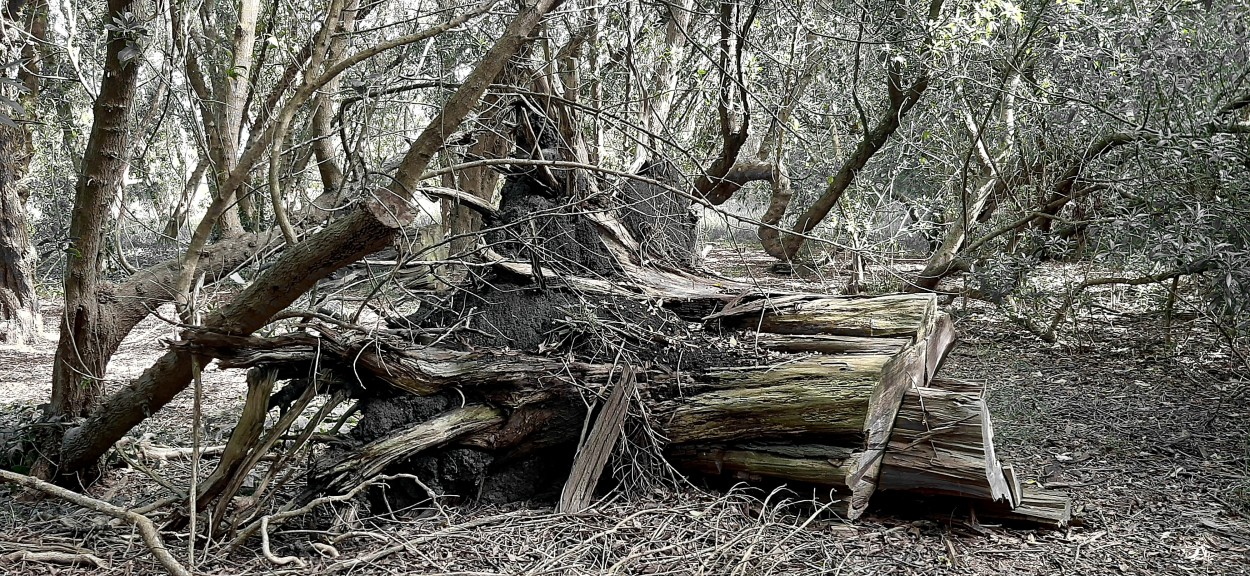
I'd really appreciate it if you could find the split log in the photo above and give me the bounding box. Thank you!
[706,293,937,338]
[974,488,1072,529]
[877,377,1012,504]
[175,291,1066,528]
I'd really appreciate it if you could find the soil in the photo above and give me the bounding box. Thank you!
[2,250,1249,575]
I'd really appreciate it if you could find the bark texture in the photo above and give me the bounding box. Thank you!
[50,0,142,419]
[0,0,45,345]
[0,124,38,345]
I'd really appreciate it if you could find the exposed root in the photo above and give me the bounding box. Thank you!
[260,515,306,567]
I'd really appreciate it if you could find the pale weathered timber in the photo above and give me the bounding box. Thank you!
[666,443,858,488]
[558,367,638,513]
[924,313,957,381]
[877,377,1012,504]
[975,488,1072,529]
[1001,463,1023,508]
[750,333,910,355]
[313,405,505,495]
[657,353,899,443]
[707,293,938,339]
[172,328,615,400]
[191,369,276,511]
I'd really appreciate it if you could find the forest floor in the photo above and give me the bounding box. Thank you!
[1,246,1249,575]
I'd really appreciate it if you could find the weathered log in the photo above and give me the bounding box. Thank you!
[750,333,910,355]
[974,488,1072,529]
[707,293,938,338]
[878,377,1012,504]
[665,443,858,488]
[313,405,505,494]
[175,293,1072,527]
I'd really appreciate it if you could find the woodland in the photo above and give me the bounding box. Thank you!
[0,0,1248,574]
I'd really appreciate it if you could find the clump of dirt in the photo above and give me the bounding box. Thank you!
[339,112,782,510]
[619,159,699,268]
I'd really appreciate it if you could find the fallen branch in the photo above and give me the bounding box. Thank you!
[0,469,190,576]
[3,550,107,569]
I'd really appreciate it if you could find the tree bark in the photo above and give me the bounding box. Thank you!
[0,0,46,345]
[765,78,928,261]
[49,0,142,420]
[0,125,38,344]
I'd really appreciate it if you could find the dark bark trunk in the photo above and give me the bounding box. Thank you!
[1032,132,1139,233]
[48,0,142,421]
[765,75,928,261]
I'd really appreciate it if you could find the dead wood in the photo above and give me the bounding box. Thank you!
[168,292,1041,522]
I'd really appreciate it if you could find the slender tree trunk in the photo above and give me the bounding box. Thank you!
[162,156,209,242]
[763,0,944,262]
[765,79,928,261]
[49,0,142,421]
[441,92,513,258]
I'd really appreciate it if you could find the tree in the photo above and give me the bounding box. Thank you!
[47,0,144,423]
[0,0,45,345]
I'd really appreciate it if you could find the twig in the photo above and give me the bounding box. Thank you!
[328,510,542,573]
[227,473,416,553]
[4,550,107,569]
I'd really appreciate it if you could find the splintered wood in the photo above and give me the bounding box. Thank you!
[180,292,1070,528]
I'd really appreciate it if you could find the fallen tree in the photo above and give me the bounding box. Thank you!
[164,107,1069,527]
[46,63,1068,549]
[176,290,1067,527]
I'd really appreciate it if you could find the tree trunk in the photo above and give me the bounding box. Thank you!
[0,0,46,345]
[161,156,208,242]
[49,0,142,421]
[0,125,39,345]
[765,81,927,261]
[763,1,944,261]
[440,78,515,258]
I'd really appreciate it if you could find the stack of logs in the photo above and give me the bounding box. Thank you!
[681,292,1070,528]
[180,292,1071,529]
